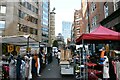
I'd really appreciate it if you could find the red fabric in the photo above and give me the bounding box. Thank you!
[76,25,120,44]
[88,69,102,80]
[86,62,97,67]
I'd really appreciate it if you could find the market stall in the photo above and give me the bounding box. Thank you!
[76,25,120,80]
[60,49,74,75]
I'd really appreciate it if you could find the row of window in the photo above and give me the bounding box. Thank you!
[91,2,96,12]
[42,39,49,43]
[92,16,97,27]
[90,2,108,27]
[20,1,38,14]
[42,27,49,32]
[18,23,37,35]
[0,5,6,14]
[42,32,48,38]
[19,10,38,24]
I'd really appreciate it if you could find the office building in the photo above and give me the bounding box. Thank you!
[62,21,72,44]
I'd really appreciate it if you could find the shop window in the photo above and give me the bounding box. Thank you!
[0,5,6,14]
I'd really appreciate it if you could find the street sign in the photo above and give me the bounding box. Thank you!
[8,45,14,53]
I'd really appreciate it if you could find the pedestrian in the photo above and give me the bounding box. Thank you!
[16,54,22,80]
[57,50,61,64]
[38,50,42,74]
[31,50,38,80]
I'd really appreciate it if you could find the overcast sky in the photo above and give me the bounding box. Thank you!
[50,0,81,36]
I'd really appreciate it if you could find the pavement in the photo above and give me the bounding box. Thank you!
[38,56,76,80]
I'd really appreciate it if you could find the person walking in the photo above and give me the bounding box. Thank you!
[57,50,61,64]
[16,55,22,80]
[31,50,38,80]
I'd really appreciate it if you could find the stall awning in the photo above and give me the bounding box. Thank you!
[76,25,120,44]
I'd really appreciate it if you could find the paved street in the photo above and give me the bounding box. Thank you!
[38,56,75,80]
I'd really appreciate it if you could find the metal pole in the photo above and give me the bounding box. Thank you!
[27,36,29,53]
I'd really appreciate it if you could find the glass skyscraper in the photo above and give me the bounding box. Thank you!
[62,21,72,43]
[41,0,50,44]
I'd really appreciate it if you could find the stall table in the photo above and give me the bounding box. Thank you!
[60,61,74,75]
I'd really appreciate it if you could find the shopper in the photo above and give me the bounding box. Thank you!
[57,50,61,64]
[16,54,22,80]
[31,51,38,80]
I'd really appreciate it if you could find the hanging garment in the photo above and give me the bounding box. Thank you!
[21,60,25,80]
[24,56,30,78]
[9,59,16,79]
[103,56,110,79]
[37,58,40,75]
[116,62,120,80]
[28,56,32,79]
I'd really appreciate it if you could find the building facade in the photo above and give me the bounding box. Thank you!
[79,0,120,50]
[39,0,50,45]
[56,33,65,49]
[49,9,55,47]
[0,0,50,45]
[62,21,72,44]
[81,0,115,32]
[73,9,85,41]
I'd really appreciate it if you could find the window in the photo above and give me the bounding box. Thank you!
[23,26,28,32]
[92,16,97,27]
[18,10,25,19]
[91,2,96,12]
[0,21,5,29]
[104,2,109,18]
[30,28,33,34]
[0,5,6,14]
[27,2,31,10]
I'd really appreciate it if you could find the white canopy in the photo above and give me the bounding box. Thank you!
[0,35,40,46]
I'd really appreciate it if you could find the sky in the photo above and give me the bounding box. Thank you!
[50,0,81,36]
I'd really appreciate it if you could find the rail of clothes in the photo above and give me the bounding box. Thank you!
[109,57,120,80]
[1,50,53,80]
[86,62,103,80]
[86,54,120,80]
